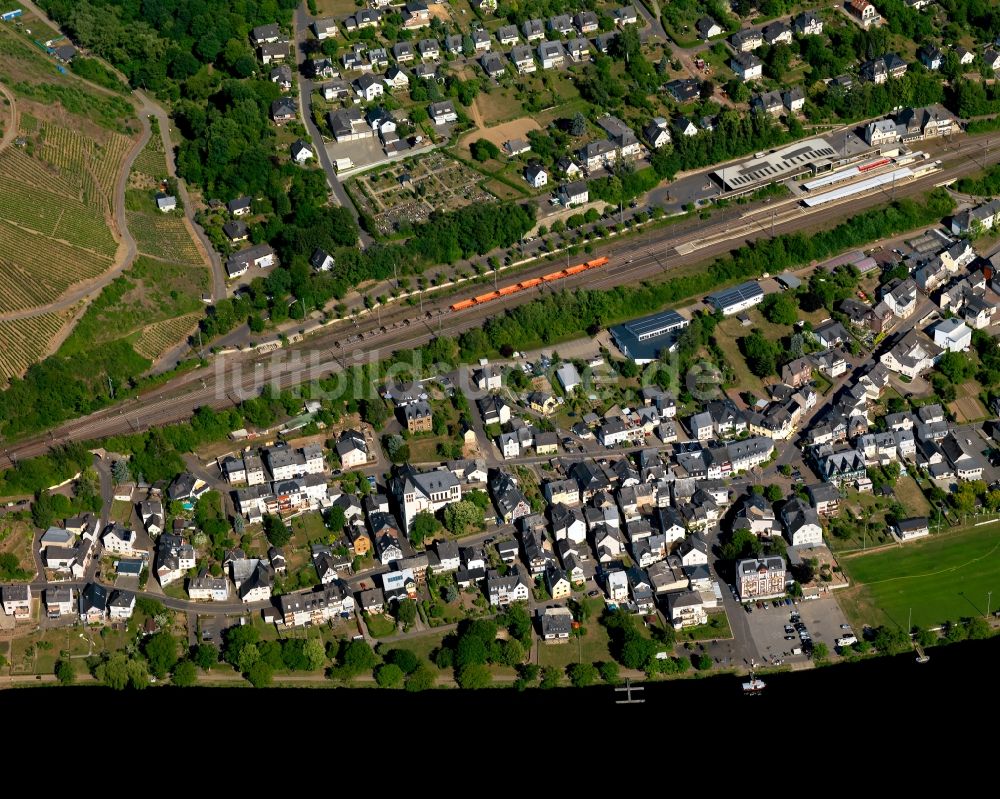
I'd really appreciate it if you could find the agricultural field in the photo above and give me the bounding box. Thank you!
[0,312,73,382]
[0,26,140,383]
[58,256,208,363]
[133,312,202,360]
[349,152,495,236]
[838,523,1000,630]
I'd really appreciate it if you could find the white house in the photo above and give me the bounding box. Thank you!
[731,52,763,82]
[781,497,824,547]
[188,575,229,601]
[525,163,548,188]
[558,180,588,207]
[108,589,136,621]
[102,524,137,556]
[429,100,458,125]
[933,318,972,353]
[1,584,30,619]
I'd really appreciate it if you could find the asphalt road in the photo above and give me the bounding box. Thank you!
[293,2,372,248]
[1,132,996,466]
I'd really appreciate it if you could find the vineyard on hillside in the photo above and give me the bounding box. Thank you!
[0,312,71,382]
[133,312,202,360]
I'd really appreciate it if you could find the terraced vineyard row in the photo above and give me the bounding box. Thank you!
[0,219,113,309]
[40,122,87,179]
[126,211,201,264]
[51,203,117,256]
[133,312,200,361]
[92,131,133,201]
[132,135,167,179]
[0,312,69,382]
[0,147,81,199]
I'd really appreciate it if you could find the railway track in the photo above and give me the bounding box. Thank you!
[2,133,996,465]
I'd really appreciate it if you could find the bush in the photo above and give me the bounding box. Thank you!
[567,662,598,687]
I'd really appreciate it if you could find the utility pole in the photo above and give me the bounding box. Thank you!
[988,591,993,618]
[107,375,114,398]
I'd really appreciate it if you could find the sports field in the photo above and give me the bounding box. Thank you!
[838,522,1000,631]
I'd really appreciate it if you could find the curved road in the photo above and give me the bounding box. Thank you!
[136,90,226,300]
[0,81,18,154]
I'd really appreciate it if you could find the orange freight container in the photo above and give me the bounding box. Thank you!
[498,285,520,296]
[450,299,476,311]
[565,263,587,275]
[542,271,565,282]
[474,292,499,303]
[519,278,542,289]
[587,256,609,268]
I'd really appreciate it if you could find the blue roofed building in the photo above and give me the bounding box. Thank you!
[706,281,765,315]
[610,310,690,363]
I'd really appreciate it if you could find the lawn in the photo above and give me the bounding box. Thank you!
[714,316,773,394]
[893,474,931,517]
[677,610,733,642]
[364,612,398,638]
[286,511,331,571]
[0,519,35,579]
[110,500,133,525]
[536,623,612,669]
[837,522,1000,631]
[386,628,449,664]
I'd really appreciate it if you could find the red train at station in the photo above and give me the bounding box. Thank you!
[450,257,609,312]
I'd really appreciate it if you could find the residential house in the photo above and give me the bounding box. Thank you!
[1,584,30,619]
[666,78,700,103]
[545,564,572,599]
[259,41,288,65]
[613,5,638,27]
[582,139,618,171]
[290,139,313,164]
[696,16,723,40]
[880,329,942,378]
[539,606,573,640]
[737,557,786,599]
[567,37,590,62]
[45,586,73,618]
[393,41,415,62]
[605,569,629,603]
[489,469,531,525]
[575,11,599,34]
[481,52,505,78]
[895,517,930,541]
[848,0,882,29]
[781,497,824,547]
[752,90,783,116]
[865,118,899,146]
[781,357,813,388]
[731,29,763,52]
[401,399,433,433]
[102,523,137,556]
[510,45,536,73]
[525,162,548,188]
[353,74,384,102]
[783,86,805,113]
[79,583,108,622]
[522,18,545,41]
[919,44,942,71]
[674,116,699,138]
[108,589,136,621]
[933,318,972,353]
[227,196,252,217]
[807,483,841,516]
[250,23,281,46]
[793,11,823,36]
[270,97,296,124]
[487,568,531,606]
[941,433,985,480]
[497,25,519,46]
[538,40,566,69]
[678,537,709,568]
[336,429,368,469]
[668,591,708,629]
[418,38,440,60]
[312,18,338,39]
[762,21,792,46]
[188,575,229,602]
[429,100,457,125]
[393,466,461,531]
[643,117,671,149]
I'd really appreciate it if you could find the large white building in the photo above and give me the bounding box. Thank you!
[706,281,765,315]
[393,465,462,531]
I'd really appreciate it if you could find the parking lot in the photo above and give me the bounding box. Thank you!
[197,613,245,646]
[742,594,853,666]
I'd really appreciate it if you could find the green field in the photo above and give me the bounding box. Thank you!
[838,523,1000,630]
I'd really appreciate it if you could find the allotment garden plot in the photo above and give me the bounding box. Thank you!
[349,152,495,236]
